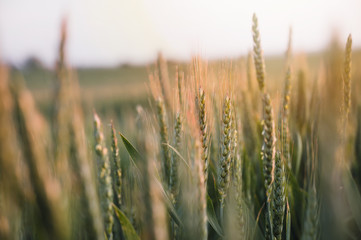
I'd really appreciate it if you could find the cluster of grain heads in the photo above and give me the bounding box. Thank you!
[251,16,277,229]
[93,111,114,240]
[196,87,210,184]
[2,11,361,240]
[218,96,233,209]
[156,97,171,185]
[172,90,210,240]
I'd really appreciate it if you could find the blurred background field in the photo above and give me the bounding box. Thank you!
[17,48,361,118]
[9,46,361,148]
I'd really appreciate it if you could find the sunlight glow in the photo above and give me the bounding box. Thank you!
[0,0,360,66]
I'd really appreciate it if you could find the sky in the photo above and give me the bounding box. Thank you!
[0,0,360,67]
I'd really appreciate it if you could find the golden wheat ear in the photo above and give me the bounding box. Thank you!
[196,87,210,185]
[218,96,232,208]
[343,34,352,121]
[252,13,266,92]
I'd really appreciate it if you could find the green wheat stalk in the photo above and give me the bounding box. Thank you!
[272,151,286,240]
[110,121,122,208]
[170,112,182,204]
[156,97,171,185]
[93,111,114,240]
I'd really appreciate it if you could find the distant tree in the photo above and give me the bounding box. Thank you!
[23,56,44,70]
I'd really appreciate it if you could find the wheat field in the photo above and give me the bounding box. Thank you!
[1,15,361,240]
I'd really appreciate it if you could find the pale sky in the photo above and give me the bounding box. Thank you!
[0,0,360,67]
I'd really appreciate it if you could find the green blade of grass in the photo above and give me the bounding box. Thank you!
[164,143,191,171]
[154,177,183,228]
[286,200,291,240]
[113,204,140,240]
[119,133,183,227]
[207,194,223,237]
[119,132,144,163]
[119,132,142,183]
[252,202,265,240]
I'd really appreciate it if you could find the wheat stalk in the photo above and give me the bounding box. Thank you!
[93,111,114,240]
[262,93,276,191]
[156,97,171,185]
[195,140,208,240]
[272,151,286,240]
[218,96,233,207]
[110,121,122,208]
[278,67,292,170]
[170,112,182,204]
[196,88,210,185]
